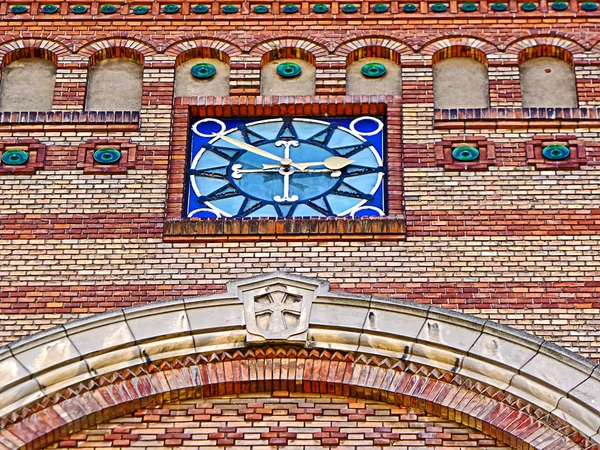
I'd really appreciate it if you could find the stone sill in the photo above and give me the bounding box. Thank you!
[0,111,140,129]
[163,217,406,241]
[435,107,600,124]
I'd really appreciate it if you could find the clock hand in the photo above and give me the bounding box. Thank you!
[216,134,293,166]
[262,156,354,171]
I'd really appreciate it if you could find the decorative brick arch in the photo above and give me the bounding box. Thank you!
[164,38,242,62]
[1,273,599,450]
[420,37,498,57]
[335,37,413,62]
[0,39,71,66]
[505,36,585,57]
[77,38,157,62]
[432,45,489,66]
[249,37,329,60]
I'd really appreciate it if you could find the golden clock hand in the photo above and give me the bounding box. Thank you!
[216,134,293,166]
[263,157,354,171]
[301,157,355,170]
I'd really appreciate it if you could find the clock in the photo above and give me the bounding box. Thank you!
[185,116,386,219]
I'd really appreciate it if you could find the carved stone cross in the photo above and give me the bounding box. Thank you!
[254,290,302,333]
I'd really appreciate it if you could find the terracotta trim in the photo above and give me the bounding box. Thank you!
[163,217,407,241]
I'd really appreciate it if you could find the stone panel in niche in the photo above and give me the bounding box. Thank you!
[346,58,401,95]
[85,58,143,111]
[519,57,578,108]
[175,58,229,97]
[0,58,56,112]
[260,59,316,96]
[433,57,489,109]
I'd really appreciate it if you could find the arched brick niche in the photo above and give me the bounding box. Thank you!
[260,48,316,96]
[1,273,599,450]
[85,47,144,111]
[0,48,57,111]
[432,46,490,109]
[174,48,230,98]
[346,46,402,96]
[46,394,510,449]
[518,46,578,108]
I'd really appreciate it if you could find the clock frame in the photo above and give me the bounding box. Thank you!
[185,116,387,219]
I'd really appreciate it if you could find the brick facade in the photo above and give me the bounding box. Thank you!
[0,2,599,358]
[48,394,509,449]
[1,3,600,448]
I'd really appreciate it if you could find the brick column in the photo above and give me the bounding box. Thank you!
[52,55,88,111]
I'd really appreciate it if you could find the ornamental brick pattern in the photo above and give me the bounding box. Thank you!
[0,0,600,369]
[47,394,509,449]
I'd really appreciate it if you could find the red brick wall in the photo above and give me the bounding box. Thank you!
[1,2,600,360]
[47,394,508,449]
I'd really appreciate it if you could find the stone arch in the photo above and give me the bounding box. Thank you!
[432,46,490,109]
[83,47,145,111]
[343,45,404,96]
[172,48,231,98]
[0,45,61,112]
[259,47,317,96]
[1,272,599,450]
[517,45,578,108]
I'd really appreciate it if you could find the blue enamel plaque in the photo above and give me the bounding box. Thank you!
[186,116,387,219]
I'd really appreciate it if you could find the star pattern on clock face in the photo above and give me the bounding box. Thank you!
[185,116,387,219]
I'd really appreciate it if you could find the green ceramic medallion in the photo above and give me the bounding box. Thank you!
[93,148,122,164]
[277,62,302,78]
[542,144,570,161]
[452,146,480,162]
[361,62,387,78]
[1,149,29,166]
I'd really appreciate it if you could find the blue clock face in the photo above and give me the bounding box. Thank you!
[186,116,386,219]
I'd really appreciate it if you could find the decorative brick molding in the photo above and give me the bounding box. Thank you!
[76,139,138,174]
[0,139,46,175]
[163,217,407,241]
[435,135,496,170]
[434,107,600,122]
[0,111,140,125]
[525,135,588,169]
[1,273,599,450]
